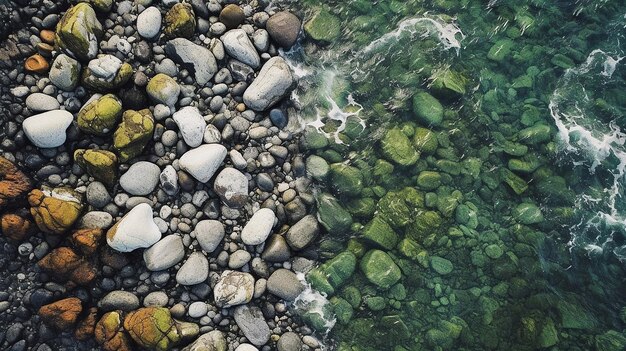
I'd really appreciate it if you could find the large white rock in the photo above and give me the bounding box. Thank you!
[120,161,160,195]
[194,220,225,253]
[137,6,161,40]
[243,57,296,111]
[241,208,275,245]
[173,106,206,148]
[23,110,73,148]
[143,235,185,271]
[221,29,261,68]
[176,251,209,285]
[179,144,227,183]
[165,38,217,85]
[213,270,255,308]
[107,203,161,252]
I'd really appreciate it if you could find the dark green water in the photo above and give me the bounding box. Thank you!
[282,0,626,350]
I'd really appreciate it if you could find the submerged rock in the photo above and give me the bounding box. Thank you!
[307,251,356,295]
[304,8,340,44]
[360,249,401,289]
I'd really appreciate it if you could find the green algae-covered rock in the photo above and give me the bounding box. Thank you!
[595,330,626,351]
[508,157,540,174]
[55,3,103,61]
[113,109,155,162]
[360,249,401,289]
[417,171,442,190]
[413,127,438,154]
[430,69,468,98]
[74,149,117,188]
[430,256,453,275]
[539,317,559,348]
[380,127,419,166]
[306,155,330,180]
[301,126,329,150]
[513,203,544,224]
[365,296,386,311]
[81,58,133,92]
[164,3,196,39]
[330,163,363,196]
[382,315,410,341]
[455,203,478,229]
[397,238,427,263]
[377,189,424,229]
[304,9,340,44]
[361,216,398,250]
[316,193,353,234]
[346,197,376,218]
[307,251,357,295]
[406,210,442,240]
[412,92,443,127]
[124,307,198,351]
[487,39,514,62]
[146,73,180,107]
[501,168,528,195]
[330,296,353,324]
[77,94,123,135]
[518,124,551,145]
[341,286,361,308]
[426,320,462,349]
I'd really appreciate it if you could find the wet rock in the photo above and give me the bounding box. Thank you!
[261,235,291,262]
[513,202,544,224]
[241,208,275,245]
[39,297,82,330]
[165,38,217,86]
[277,332,302,351]
[213,167,248,208]
[233,305,270,346]
[285,215,319,251]
[413,91,443,127]
[316,193,352,234]
[307,251,356,295]
[106,203,161,252]
[360,249,401,289]
[380,127,419,166]
[55,3,103,61]
[329,163,363,196]
[77,94,123,135]
[22,110,73,148]
[179,144,227,183]
[113,109,155,162]
[28,187,83,234]
[243,57,295,111]
[361,216,398,250]
[213,270,255,307]
[304,9,340,44]
[267,269,304,301]
[38,247,96,285]
[143,235,185,271]
[266,12,301,48]
[74,149,118,188]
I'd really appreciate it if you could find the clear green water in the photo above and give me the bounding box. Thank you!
[282,0,626,350]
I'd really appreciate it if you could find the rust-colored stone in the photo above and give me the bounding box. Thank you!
[28,187,83,234]
[71,228,103,255]
[38,247,96,286]
[25,54,49,74]
[38,297,82,330]
[123,307,198,351]
[0,156,32,210]
[95,311,133,351]
[40,29,55,44]
[75,307,98,340]
[1,213,35,241]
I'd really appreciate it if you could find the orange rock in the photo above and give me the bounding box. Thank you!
[0,156,32,210]
[38,297,82,330]
[75,307,98,340]
[25,54,49,74]
[71,228,104,255]
[40,30,55,44]
[28,187,83,234]
[38,247,96,286]
[1,213,35,241]
[95,311,133,351]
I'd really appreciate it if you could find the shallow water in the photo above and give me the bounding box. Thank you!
[281,0,626,350]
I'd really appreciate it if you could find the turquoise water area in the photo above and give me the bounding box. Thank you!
[280,0,626,350]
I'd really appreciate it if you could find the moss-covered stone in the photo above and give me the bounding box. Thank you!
[123,307,198,351]
[377,189,421,228]
[330,163,364,196]
[430,256,453,275]
[74,149,118,188]
[487,39,514,62]
[361,216,398,250]
[430,68,468,98]
[513,203,544,224]
[306,155,330,180]
[417,171,442,190]
[82,59,133,92]
[113,109,154,162]
[501,168,528,195]
[595,330,626,351]
[360,249,402,289]
[77,94,123,135]
[380,127,420,166]
[346,197,376,218]
[28,187,83,234]
[518,124,551,145]
[307,251,357,296]
[412,92,444,127]
[164,3,196,39]
[330,297,353,324]
[304,8,341,44]
[55,3,103,61]
[413,127,438,154]
[316,193,353,234]
[406,210,442,240]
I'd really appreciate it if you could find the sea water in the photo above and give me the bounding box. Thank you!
[280,0,626,350]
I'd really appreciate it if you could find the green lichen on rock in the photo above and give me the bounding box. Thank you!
[487,39,514,62]
[77,94,123,135]
[82,61,133,92]
[380,127,420,166]
[307,251,357,296]
[330,163,364,196]
[513,203,544,224]
[417,171,442,190]
[123,307,198,351]
[430,68,468,98]
[377,188,424,229]
[113,109,155,162]
[74,149,118,188]
[360,249,401,289]
[413,127,438,154]
[304,8,341,44]
[413,91,444,127]
[164,3,196,39]
[55,3,103,61]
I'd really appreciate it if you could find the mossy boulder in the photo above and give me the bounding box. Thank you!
[518,124,551,145]
[430,256,453,275]
[28,187,83,234]
[430,69,468,98]
[77,94,123,135]
[306,155,330,180]
[74,149,118,188]
[113,109,155,162]
[360,249,402,289]
[412,92,444,127]
[95,311,133,351]
[124,307,198,351]
[346,197,376,218]
[417,171,442,190]
[406,210,442,240]
[380,127,420,166]
[164,3,196,39]
[595,330,626,351]
[316,193,353,234]
[501,168,528,195]
[487,39,514,62]
[330,297,353,324]
[361,216,398,250]
[426,319,463,349]
[378,188,424,229]
[330,163,363,196]
[513,203,544,225]
[413,127,438,154]
[82,56,133,92]
[307,251,357,295]
[146,73,180,107]
[304,9,341,44]
[55,3,103,61]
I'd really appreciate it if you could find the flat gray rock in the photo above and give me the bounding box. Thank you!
[179,144,227,183]
[243,57,295,111]
[221,29,260,68]
[241,208,275,245]
[285,215,320,251]
[143,235,185,271]
[165,38,218,85]
[176,251,209,285]
[213,168,248,208]
[234,305,271,346]
[98,290,140,311]
[267,268,304,301]
[23,110,73,148]
[49,54,81,91]
[120,161,160,195]
[194,219,225,253]
[26,93,60,112]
